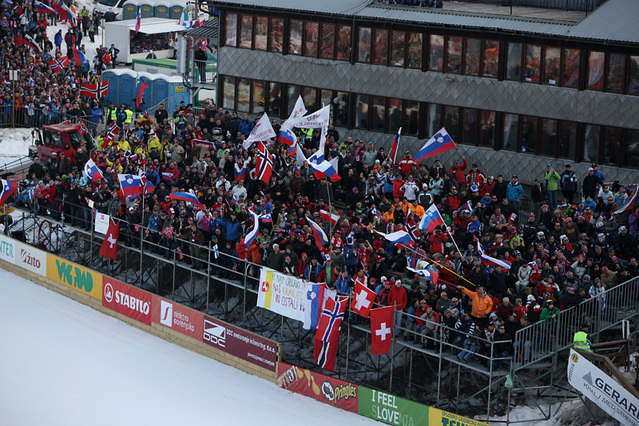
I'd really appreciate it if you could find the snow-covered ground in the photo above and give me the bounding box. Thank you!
[0,270,379,426]
[0,128,35,168]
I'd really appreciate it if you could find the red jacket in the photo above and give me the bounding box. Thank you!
[448,158,467,185]
[389,285,407,310]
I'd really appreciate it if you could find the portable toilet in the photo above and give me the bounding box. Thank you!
[137,73,155,112]
[154,2,170,18]
[118,70,137,109]
[102,70,119,107]
[138,2,153,18]
[169,4,184,20]
[152,75,188,113]
[121,1,139,20]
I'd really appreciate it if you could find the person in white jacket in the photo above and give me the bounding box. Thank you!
[515,263,532,293]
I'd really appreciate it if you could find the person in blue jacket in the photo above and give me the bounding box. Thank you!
[506,175,523,212]
[214,211,240,242]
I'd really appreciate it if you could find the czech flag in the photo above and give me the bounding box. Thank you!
[135,79,147,108]
[169,191,204,210]
[389,127,401,167]
[83,159,104,181]
[117,174,143,197]
[243,210,261,246]
[135,10,141,34]
[36,1,57,14]
[415,127,457,162]
[418,204,445,233]
[308,159,340,182]
[478,242,511,270]
[0,179,17,204]
[278,127,297,147]
[375,229,414,246]
[305,216,329,249]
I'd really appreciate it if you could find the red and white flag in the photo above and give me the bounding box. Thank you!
[319,209,341,226]
[99,218,120,259]
[350,281,376,318]
[314,296,348,370]
[255,142,273,184]
[370,305,394,355]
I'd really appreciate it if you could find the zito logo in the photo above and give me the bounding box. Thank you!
[203,319,226,348]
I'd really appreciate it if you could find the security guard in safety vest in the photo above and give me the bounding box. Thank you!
[573,323,592,352]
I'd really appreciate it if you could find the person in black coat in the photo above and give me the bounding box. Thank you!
[28,157,45,180]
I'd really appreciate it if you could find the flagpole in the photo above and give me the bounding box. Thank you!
[443,225,463,258]
[139,179,146,286]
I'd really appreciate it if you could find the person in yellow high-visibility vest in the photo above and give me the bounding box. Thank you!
[573,323,592,352]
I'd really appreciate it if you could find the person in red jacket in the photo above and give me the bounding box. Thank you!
[389,280,407,336]
[428,228,448,254]
[448,155,467,187]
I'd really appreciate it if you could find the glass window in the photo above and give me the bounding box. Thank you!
[507,43,522,80]
[270,18,283,53]
[444,106,459,141]
[404,100,419,136]
[304,22,318,57]
[287,85,300,115]
[252,81,266,113]
[540,118,557,156]
[388,98,402,133]
[584,125,600,163]
[302,87,317,111]
[447,36,462,74]
[321,90,333,113]
[428,35,444,72]
[335,92,349,127]
[479,111,495,147]
[239,15,253,49]
[357,27,372,63]
[371,96,386,131]
[603,127,622,165]
[237,78,250,112]
[524,45,541,83]
[521,116,538,153]
[373,29,388,65]
[268,82,281,117]
[483,40,499,78]
[629,56,639,95]
[543,47,560,85]
[254,16,267,51]
[464,38,481,76]
[355,94,369,129]
[390,31,405,67]
[223,76,235,110]
[336,25,351,61]
[503,114,519,151]
[407,32,422,69]
[225,13,237,47]
[319,23,335,59]
[461,108,478,145]
[607,53,625,93]
[426,104,442,138]
[559,121,577,159]
[562,48,580,88]
[289,20,302,55]
[587,51,604,90]
[625,130,639,167]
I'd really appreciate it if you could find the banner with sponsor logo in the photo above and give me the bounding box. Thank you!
[277,362,358,413]
[46,254,102,300]
[0,233,15,263]
[358,387,428,426]
[102,277,152,325]
[152,296,203,340]
[568,349,639,426]
[202,314,278,372]
[14,241,46,276]
[257,268,306,322]
[428,407,491,426]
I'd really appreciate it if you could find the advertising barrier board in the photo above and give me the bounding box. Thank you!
[428,407,491,426]
[257,268,306,322]
[358,387,428,425]
[46,254,102,300]
[568,349,639,426]
[0,233,15,263]
[152,296,203,340]
[14,241,46,276]
[202,314,278,372]
[277,362,358,413]
[102,277,152,325]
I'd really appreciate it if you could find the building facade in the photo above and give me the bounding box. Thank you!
[205,0,639,185]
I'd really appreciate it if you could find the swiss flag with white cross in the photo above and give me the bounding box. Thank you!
[371,305,394,355]
[350,282,376,318]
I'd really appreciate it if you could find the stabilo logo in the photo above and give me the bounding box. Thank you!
[55,259,93,292]
[104,283,114,303]
[203,319,226,348]
[19,248,40,268]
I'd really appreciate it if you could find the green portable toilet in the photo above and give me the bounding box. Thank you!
[154,2,170,18]
[122,1,138,20]
[138,2,154,18]
[169,4,184,20]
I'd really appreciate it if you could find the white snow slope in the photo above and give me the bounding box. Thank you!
[0,269,379,426]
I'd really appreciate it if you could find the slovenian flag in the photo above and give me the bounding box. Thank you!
[415,127,457,162]
[613,187,638,215]
[478,242,511,270]
[117,174,143,197]
[418,204,445,233]
[303,282,326,330]
[308,159,340,182]
[83,159,104,181]
[169,191,204,210]
[72,47,88,65]
[278,127,297,147]
[53,2,75,24]
[0,179,17,204]
[305,215,329,249]
[36,1,57,14]
[375,229,414,246]
[193,138,216,146]
[135,10,141,34]
[234,162,246,182]
[243,210,261,247]
[162,172,174,179]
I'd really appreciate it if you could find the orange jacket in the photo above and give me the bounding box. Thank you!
[462,287,493,318]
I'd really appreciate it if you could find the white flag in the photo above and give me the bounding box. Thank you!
[293,105,330,129]
[243,113,276,149]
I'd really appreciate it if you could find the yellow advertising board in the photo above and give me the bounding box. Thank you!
[429,407,492,426]
[46,254,103,300]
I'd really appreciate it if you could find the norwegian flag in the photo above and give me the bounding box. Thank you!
[297,195,309,205]
[405,216,421,242]
[162,227,174,239]
[389,127,401,167]
[103,123,120,148]
[255,142,273,184]
[80,81,109,99]
[78,120,88,136]
[314,296,348,371]
[176,246,184,260]
[47,56,69,72]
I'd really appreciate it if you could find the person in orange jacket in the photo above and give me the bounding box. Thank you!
[452,283,493,330]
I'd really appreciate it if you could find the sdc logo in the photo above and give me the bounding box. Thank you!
[104,283,114,303]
